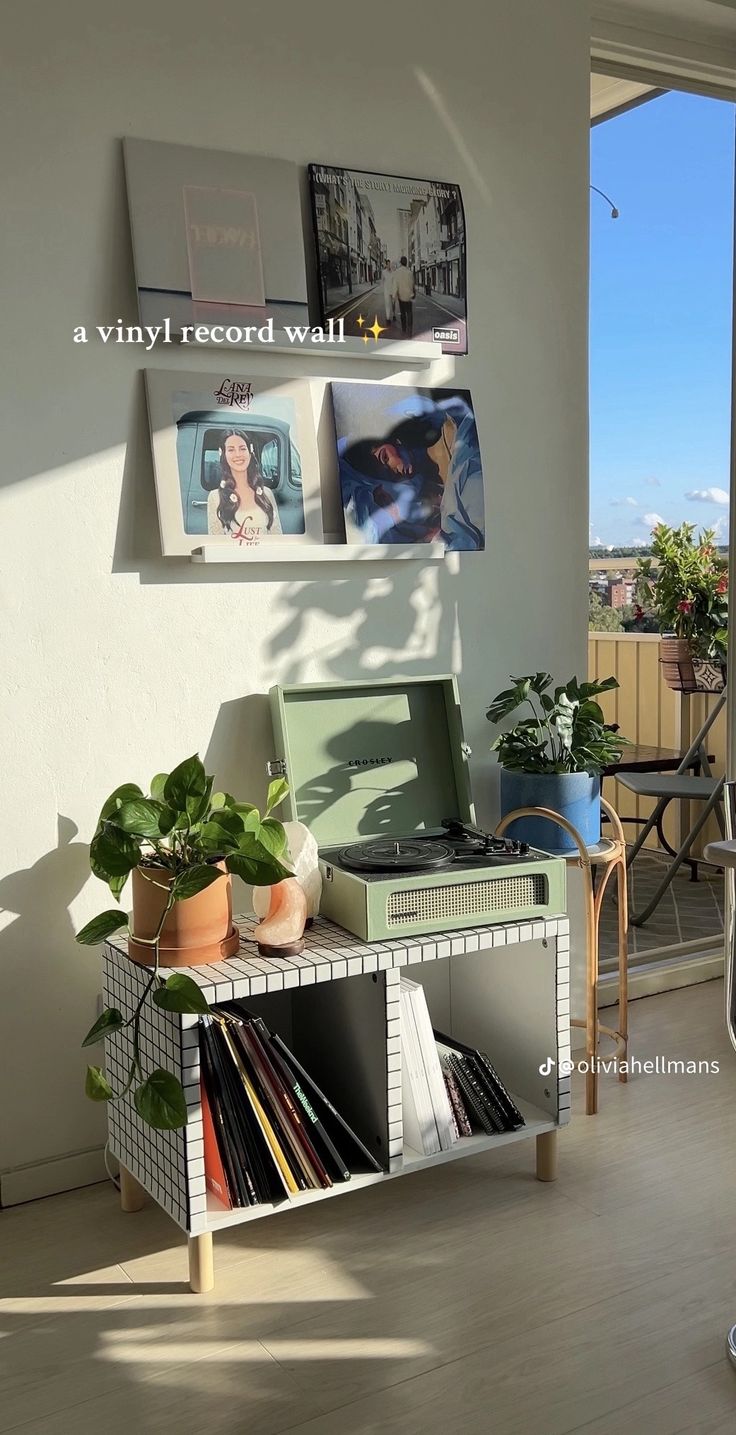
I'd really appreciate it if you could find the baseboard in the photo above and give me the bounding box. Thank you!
[0,1146,108,1207]
[598,948,724,1007]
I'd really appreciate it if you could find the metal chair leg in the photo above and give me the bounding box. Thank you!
[630,780,725,926]
[625,795,669,870]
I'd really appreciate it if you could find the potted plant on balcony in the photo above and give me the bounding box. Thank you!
[487,673,628,855]
[76,754,291,1130]
[636,523,728,693]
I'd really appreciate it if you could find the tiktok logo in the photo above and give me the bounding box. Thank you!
[538,1057,556,1076]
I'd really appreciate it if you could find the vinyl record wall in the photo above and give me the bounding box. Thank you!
[0,0,590,1199]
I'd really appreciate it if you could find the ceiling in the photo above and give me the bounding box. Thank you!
[590,71,660,118]
[595,0,736,35]
[591,0,735,118]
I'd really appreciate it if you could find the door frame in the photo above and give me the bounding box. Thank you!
[589,21,736,999]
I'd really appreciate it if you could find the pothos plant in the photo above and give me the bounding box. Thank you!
[487,673,629,774]
[76,754,291,1130]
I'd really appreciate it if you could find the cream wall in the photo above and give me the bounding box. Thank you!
[0,0,590,1198]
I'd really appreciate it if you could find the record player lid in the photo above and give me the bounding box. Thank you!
[269,676,475,848]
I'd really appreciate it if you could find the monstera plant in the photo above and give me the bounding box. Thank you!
[486,673,629,855]
[77,755,290,1130]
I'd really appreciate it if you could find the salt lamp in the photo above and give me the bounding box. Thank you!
[253,877,307,957]
[253,821,322,925]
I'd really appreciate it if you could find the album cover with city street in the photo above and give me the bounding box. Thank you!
[308,166,468,355]
[331,382,484,551]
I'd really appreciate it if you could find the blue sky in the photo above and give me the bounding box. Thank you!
[590,89,735,549]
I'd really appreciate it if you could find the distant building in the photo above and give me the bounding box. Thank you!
[438,190,466,298]
[588,574,635,609]
[397,207,411,264]
[312,171,351,292]
[607,579,635,609]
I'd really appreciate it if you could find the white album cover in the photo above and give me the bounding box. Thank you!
[125,139,308,335]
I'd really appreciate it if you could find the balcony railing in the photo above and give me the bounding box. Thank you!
[588,630,726,853]
[589,631,725,969]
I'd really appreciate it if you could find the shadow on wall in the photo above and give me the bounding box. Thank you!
[196,565,463,798]
[0,817,105,1164]
[199,564,462,904]
[1,139,139,496]
[264,568,460,686]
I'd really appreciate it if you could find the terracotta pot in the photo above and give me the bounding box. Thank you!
[659,636,696,693]
[128,861,239,967]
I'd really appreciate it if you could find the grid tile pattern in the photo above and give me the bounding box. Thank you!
[385,968,403,1168]
[553,919,572,1122]
[102,955,204,1233]
[103,912,570,1233]
[106,912,569,999]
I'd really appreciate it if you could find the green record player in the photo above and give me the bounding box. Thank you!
[268,676,566,942]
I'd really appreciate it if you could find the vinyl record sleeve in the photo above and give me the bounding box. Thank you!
[330,381,485,552]
[268,1033,384,1174]
[308,164,467,355]
[124,138,309,336]
[145,368,323,556]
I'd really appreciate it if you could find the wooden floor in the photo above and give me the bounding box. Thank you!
[3,982,736,1434]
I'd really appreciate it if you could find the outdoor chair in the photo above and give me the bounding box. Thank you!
[614,689,726,926]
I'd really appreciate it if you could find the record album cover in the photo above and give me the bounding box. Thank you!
[125,139,309,336]
[331,381,484,551]
[145,369,322,556]
[309,165,467,354]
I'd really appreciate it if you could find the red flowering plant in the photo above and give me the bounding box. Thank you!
[636,523,728,662]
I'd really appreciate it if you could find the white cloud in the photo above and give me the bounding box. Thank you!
[590,534,604,546]
[643,476,662,488]
[685,487,729,505]
[640,512,665,528]
[631,538,648,548]
[713,515,729,540]
[610,496,639,508]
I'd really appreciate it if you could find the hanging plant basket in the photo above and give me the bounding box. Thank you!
[659,636,697,692]
[659,638,726,694]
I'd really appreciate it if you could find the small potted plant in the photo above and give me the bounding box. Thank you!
[636,523,728,693]
[76,754,291,1130]
[487,673,628,855]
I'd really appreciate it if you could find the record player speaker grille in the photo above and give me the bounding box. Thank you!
[385,874,547,926]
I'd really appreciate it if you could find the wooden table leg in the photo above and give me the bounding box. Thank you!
[536,1130,558,1182]
[119,1165,146,1212]
[617,853,629,1083]
[188,1232,214,1293]
[584,877,599,1116]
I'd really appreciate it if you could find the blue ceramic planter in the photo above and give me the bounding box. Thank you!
[499,769,601,856]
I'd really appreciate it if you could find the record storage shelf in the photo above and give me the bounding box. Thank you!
[103,911,571,1290]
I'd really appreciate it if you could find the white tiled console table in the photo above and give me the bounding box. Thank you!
[103,912,571,1292]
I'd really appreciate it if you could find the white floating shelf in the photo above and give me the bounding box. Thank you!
[190,542,446,564]
[138,295,445,364]
[177,335,443,365]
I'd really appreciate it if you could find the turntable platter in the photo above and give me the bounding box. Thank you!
[339,838,454,874]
